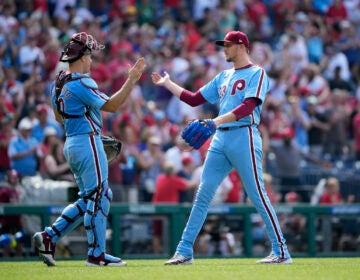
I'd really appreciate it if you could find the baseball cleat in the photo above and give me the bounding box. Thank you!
[33,231,56,266]
[164,253,194,265]
[86,253,127,267]
[256,254,293,264]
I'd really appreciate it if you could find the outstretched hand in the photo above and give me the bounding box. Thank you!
[128,57,146,82]
[151,71,170,86]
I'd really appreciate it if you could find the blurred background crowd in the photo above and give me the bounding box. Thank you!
[1,0,360,257]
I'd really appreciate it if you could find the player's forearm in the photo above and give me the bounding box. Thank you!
[102,78,137,112]
[163,79,184,98]
[213,112,237,126]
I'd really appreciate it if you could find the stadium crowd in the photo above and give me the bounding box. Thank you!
[1,0,360,256]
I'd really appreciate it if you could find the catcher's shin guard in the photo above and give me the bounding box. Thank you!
[84,183,113,257]
[45,199,87,242]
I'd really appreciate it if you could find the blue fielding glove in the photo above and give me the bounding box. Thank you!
[181,119,216,149]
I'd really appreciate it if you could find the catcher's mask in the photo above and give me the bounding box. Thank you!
[59,32,104,63]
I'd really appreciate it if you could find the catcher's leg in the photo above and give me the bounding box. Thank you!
[34,199,86,266]
[84,181,112,257]
[44,199,87,242]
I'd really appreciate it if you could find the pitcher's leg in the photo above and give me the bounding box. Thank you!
[233,128,290,258]
[176,150,232,257]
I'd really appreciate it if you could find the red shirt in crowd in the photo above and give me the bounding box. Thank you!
[152,174,187,203]
[319,192,343,204]
[0,186,22,231]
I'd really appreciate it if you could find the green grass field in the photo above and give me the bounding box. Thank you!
[1,258,359,280]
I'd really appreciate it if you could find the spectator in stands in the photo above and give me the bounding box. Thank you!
[322,44,351,83]
[279,191,307,252]
[336,20,360,72]
[148,110,172,146]
[162,123,180,151]
[152,162,197,204]
[177,154,197,203]
[164,136,193,173]
[8,118,42,177]
[152,162,197,253]
[352,101,360,161]
[298,63,332,110]
[137,136,166,202]
[0,114,16,180]
[325,0,348,26]
[306,96,331,157]
[328,65,353,92]
[225,169,242,203]
[318,176,357,251]
[271,127,331,202]
[319,177,355,204]
[90,52,112,95]
[287,94,311,153]
[31,104,63,143]
[322,89,352,158]
[2,68,25,119]
[266,102,293,149]
[0,169,26,257]
[43,141,74,182]
[303,17,325,64]
[18,34,45,82]
[263,173,281,205]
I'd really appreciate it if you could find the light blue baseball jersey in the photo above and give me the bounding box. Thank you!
[49,72,109,196]
[50,73,109,137]
[199,64,268,126]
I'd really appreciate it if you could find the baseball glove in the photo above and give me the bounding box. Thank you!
[181,119,216,149]
[101,135,122,163]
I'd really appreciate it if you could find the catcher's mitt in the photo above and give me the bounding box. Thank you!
[181,119,216,149]
[101,135,122,163]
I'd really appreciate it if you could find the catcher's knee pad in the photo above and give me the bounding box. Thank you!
[84,185,112,256]
[46,199,87,242]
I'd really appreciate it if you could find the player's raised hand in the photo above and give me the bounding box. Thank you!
[151,71,170,86]
[128,57,146,82]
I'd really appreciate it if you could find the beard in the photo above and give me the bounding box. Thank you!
[226,56,233,63]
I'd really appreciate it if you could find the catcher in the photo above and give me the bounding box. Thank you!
[33,32,145,267]
[152,31,292,265]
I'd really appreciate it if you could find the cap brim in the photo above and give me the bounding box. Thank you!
[215,40,227,46]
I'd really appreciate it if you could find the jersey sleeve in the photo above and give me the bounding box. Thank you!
[198,72,223,104]
[78,77,109,109]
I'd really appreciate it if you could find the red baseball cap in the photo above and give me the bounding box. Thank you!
[216,31,250,49]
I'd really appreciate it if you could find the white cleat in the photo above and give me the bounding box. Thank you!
[256,254,293,264]
[33,231,56,266]
[164,253,194,265]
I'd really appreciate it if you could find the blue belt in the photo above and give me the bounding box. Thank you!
[218,125,250,131]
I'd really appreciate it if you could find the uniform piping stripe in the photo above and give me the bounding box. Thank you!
[85,114,97,131]
[90,88,108,102]
[255,69,264,98]
[248,126,285,258]
[89,135,102,187]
